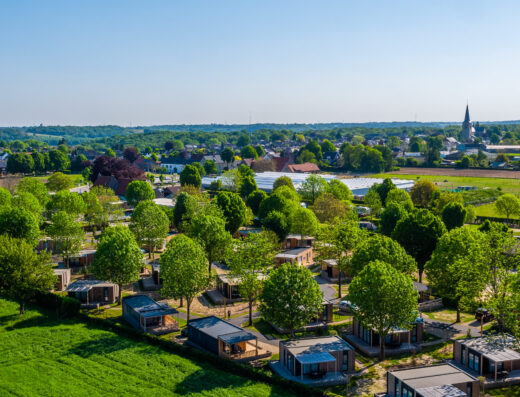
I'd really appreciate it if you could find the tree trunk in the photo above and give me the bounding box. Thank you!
[179,297,184,307]
[379,334,386,361]
[456,301,461,323]
[118,284,122,305]
[248,298,253,327]
[208,260,212,275]
[186,300,191,323]
[418,269,423,283]
[290,328,295,339]
[338,273,342,299]
[19,300,25,315]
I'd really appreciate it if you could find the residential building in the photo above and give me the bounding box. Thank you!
[284,234,314,249]
[287,162,320,173]
[321,259,346,282]
[122,295,178,334]
[275,247,314,267]
[385,363,479,397]
[65,279,119,305]
[53,268,71,291]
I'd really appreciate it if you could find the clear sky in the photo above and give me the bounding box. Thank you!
[1,0,519,126]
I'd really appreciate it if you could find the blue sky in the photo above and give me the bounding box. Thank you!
[1,0,519,126]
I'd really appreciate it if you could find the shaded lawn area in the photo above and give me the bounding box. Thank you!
[474,202,519,220]
[0,299,295,397]
[487,386,520,396]
[422,309,474,324]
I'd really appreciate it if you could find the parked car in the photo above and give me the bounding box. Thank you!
[475,308,493,322]
[339,300,353,313]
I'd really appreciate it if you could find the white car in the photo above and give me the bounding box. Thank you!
[339,300,352,312]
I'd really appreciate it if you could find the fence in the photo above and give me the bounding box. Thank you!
[418,298,443,312]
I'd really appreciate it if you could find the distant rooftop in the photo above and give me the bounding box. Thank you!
[390,364,476,390]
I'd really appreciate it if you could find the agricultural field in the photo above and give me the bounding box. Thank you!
[371,170,520,194]
[0,299,295,397]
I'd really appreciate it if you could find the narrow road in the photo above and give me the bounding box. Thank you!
[314,275,338,301]
[423,316,485,340]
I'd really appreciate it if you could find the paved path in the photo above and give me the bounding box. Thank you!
[423,316,484,340]
[227,312,281,349]
[314,275,338,301]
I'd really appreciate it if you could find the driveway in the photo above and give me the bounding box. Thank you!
[314,275,338,301]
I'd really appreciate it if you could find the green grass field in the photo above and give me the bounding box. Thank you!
[474,202,520,220]
[370,173,520,194]
[0,299,295,397]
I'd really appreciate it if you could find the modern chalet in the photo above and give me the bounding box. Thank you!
[122,295,179,335]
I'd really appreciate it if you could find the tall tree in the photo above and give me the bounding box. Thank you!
[495,194,520,220]
[246,189,267,215]
[126,180,154,207]
[289,207,318,240]
[364,188,382,220]
[392,209,446,282]
[0,206,40,246]
[0,187,12,207]
[188,214,232,274]
[221,147,235,167]
[229,232,277,325]
[263,211,291,242]
[273,176,295,191]
[311,193,350,223]
[426,227,489,322]
[214,191,247,234]
[47,190,86,216]
[160,235,208,322]
[0,235,55,314]
[180,164,202,188]
[47,211,84,268]
[325,179,353,202]
[348,260,418,360]
[46,172,74,192]
[410,180,438,207]
[17,177,49,206]
[91,226,144,304]
[130,200,170,259]
[380,203,408,236]
[239,175,257,199]
[259,263,323,338]
[386,189,414,212]
[441,202,467,230]
[298,174,327,204]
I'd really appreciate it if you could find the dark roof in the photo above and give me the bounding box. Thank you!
[188,316,256,341]
[123,295,177,318]
[390,364,476,390]
[65,279,115,292]
[219,330,256,344]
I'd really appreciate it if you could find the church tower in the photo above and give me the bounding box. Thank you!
[461,104,475,143]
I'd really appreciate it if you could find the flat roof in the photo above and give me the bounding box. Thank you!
[416,385,466,397]
[283,336,353,357]
[322,259,338,266]
[275,247,312,259]
[286,234,315,240]
[461,336,520,362]
[219,330,256,344]
[296,351,336,365]
[65,279,115,292]
[53,268,70,275]
[123,295,177,317]
[188,316,256,341]
[390,364,476,390]
[218,273,266,285]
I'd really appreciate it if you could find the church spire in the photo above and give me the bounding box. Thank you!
[464,104,470,123]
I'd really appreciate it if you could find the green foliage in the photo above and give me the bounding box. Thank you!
[0,206,40,246]
[340,143,393,173]
[348,260,418,360]
[258,192,297,220]
[125,180,155,207]
[17,177,49,206]
[246,189,267,215]
[374,178,396,205]
[273,176,295,191]
[298,174,327,204]
[425,228,488,322]
[431,191,463,215]
[204,159,218,175]
[0,236,55,314]
[237,134,251,147]
[46,172,74,192]
[0,187,12,207]
[364,187,382,218]
[311,193,350,223]
[441,202,467,230]
[160,234,208,321]
[351,234,417,276]
[380,202,408,236]
[47,211,84,267]
[410,180,438,207]
[91,226,143,303]
[7,152,34,174]
[495,194,520,220]
[47,149,70,171]
[263,211,291,241]
[273,185,300,203]
[239,175,257,198]
[179,164,202,188]
[188,214,232,273]
[289,207,318,238]
[221,147,235,164]
[254,145,265,157]
[259,263,323,337]
[130,201,170,258]
[392,208,446,282]
[320,139,336,153]
[325,179,353,202]
[12,191,43,224]
[240,145,258,159]
[47,190,86,216]
[31,151,46,173]
[214,191,247,234]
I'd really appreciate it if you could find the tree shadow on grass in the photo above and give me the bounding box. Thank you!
[3,313,63,331]
[67,335,133,358]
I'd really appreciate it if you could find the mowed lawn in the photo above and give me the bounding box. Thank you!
[473,202,520,220]
[0,299,294,397]
[370,172,520,194]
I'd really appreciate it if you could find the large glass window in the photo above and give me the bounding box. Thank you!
[468,351,480,372]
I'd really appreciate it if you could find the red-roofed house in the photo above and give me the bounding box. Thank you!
[287,163,320,173]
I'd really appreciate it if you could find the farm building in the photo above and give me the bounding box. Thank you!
[275,247,313,267]
[122,295,178,334]
[187,316,269,361]
[53,268,71,291]
[385,363,479,397]
[453,336,520,384]
[66,279,119,305]
[276,336,355,384]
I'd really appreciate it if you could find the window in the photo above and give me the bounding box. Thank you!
[411,325,417,343]
[462,345,466,365]
[468,351,480,372]
[342,351,348,371]
[394,378,400,397]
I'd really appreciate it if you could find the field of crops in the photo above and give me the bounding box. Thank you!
[0,299,294,397]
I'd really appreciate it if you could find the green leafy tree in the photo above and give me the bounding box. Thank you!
[289,207,318,240]
[325,179,353,202]
[12,191,43,224]
[364,188,382,219]
[246,189,267,215]
[495,194,520,220]
[380,203,408,236]
[386,189,414,212]
[348,260,418,360]
[465,205,476,223]
[47,190,86,216]
[47,211,84,268]
[160,235,208,322]
[126,180,155,207]
[239,175,257,198]
[320,139,336,153]
[273,176,295,191]
[237,134,251,148]
[0,206,39,246]
[7,153,34,174]
[179,164,202,188]
[351,234,417,276]
[392,209,446,282]
[204,160,218,175]
[214,191,246,234]
[410,180,438,207]
[192,162,206,177]
[91,226,144,304]
[0,235,55,314]
[17,177,49,206]
[311,193,350,223]
[48,149,70,171]
[263,211,291,241]
[441,202,467,230]
[241,145,258,159]
[254,145,265,157]
[431,192,463,215]
[130,200,170,259]
[188,214,232,274]
[375,178,396,205]
[425,227,488,322]
[0,187,12,207]
[31,151,46,173]
[229,232,277,325]
[105,148,116,157]
[46,172,74,192]
[298,174,327,204]
[221,147,235,167]
[259,263,323,338]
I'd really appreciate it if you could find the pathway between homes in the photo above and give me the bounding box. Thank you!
[227,312,281,349]
[423,316,484,340]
